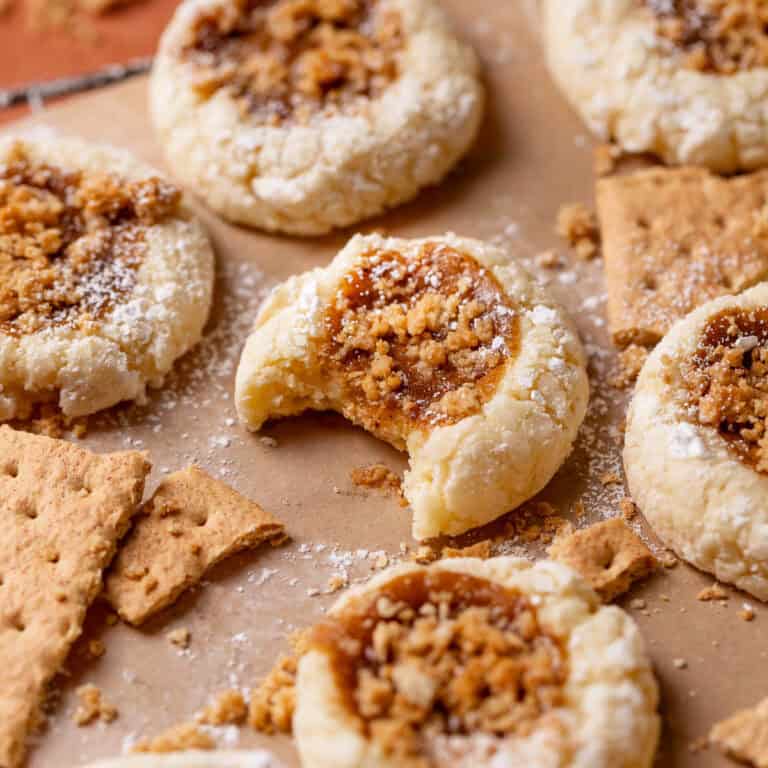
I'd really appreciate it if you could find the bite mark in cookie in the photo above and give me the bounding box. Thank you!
[674,306,768,472]
[646,0,768,74]
[182,0,404,124]
[0,141,181,336]
[309,570,567,766]
[323,243,520,449]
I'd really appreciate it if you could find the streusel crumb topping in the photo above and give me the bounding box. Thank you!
[0,142,181,336]
[675,307,768,471]
[646,0,768,73]
[323,244,519,447]
[182,0,403,124]
[311,571,567,767]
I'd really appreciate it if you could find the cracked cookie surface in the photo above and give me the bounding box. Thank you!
[150,0,484,234]
[0,137,214,420]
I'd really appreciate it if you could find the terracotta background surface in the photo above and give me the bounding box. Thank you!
[3,2,767,767]
[0,0,177,123]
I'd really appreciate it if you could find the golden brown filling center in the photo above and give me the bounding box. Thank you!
[646,0,768,73]
[312,571,567,767]
[0,143,181,336]
[322,244,520,447]
[678,307,768,471]
[182,0,403,124]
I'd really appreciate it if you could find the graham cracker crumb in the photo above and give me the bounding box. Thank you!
[249,656,298,735]
[548,518,659,601]
[710,697,768,767]
[501,501,571,546]
[609,344,649,389]
[350,464,401,495]
[73,684,117,726]
[534,249,562,270]
[442,540,492,559]
[660,550,679,568]
[741,604,757,622]
[410,545,439,564]
[619,498,637,520]
[133,722,214,753]
[197,689,247,726]
[87,639,105,658]
[166,628,191,649]
[326,573,348,593]
[698,584,729,602]
[556,202,600,261]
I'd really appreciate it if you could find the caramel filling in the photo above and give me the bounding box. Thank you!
[677,307,768,471]
[322,244,520,448]
[182,0,403,124]
[646,0,768,73]
[311,571,567,767]
[0,142,181,336]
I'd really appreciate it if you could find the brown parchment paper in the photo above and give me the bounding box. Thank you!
[5,3,767,767]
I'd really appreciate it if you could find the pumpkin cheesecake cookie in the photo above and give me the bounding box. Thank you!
[0,136,214,421]
[294,557,660,768]
[235,233,588,539]
[625,283,768,599]
[150,0,484,235]
[544,0,768,172]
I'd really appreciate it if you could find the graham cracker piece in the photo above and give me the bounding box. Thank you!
[133,722,214,753]
[0,426,149,768]
[105,466,285,625]
[547,518,659,602]
[710,698,768,767]
[597,167,768,348]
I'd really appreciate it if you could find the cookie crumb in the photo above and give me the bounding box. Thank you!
[442,540,492,559]
[167,627,191,649]
[741,603,757,622]
[673,658,688,670]
[73,684,117,726]
[133,722,214,753]
[697,584,729,602]
[630,598,647,610]
[619,498,636,520]
[326,573,348,593]
[410,545,439,564]
[350,464,401,495]
[710,697,768,766]
[556,202,600,261]
[197,689,247,726]
[534,249,561,270]
[259,436,278,449]
[87,639,105,658]
[609,344,649,389]
[502,501,571,546]
[548,518,658,602]
[660,550,679,568]
[600,472,622,486]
